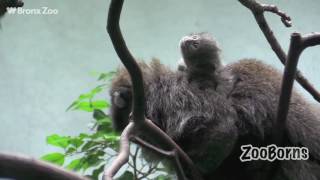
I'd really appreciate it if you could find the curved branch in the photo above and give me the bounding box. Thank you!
[106,0,145,123]
[132,136,187,180]
[261,4,291,27]
[140,120,202,179]
[104,122,134,180]
[239,0,320,103]
[105,0,203,179]
[301,32,320,49]
[0,153,88,180]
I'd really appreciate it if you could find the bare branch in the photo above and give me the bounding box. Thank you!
[0,153,89,180]
[106,0,145,122]
[269,32,320,179]
[104,122,134,180]
[131,145,139,179]
[139,120,203,180]
[106,0,203,179]
[275,32,320,145]
[261,4,291,27]
[239,0,320,102]
[132,136,187,180]
[301,32,320,48]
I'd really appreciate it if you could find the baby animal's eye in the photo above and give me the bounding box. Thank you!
[192,41,199,48]
[192,35,199,40]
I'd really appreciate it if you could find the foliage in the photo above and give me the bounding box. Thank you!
[41,71,173,180]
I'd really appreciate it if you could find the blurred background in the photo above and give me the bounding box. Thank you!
[0,0,319,158]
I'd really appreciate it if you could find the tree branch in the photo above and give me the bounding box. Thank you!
[0,153,88,180]
[105,0,202,179]
[104,122,134,180]
[269,31,320,179]
[106,0,145,123]
[132,136,187,180]
[239,0,320,102]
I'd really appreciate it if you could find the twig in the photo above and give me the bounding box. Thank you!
[269,32,320,179]
[137,162,158,180]
[104,122,134,180]
[239,0,320,102]
[0,153,89,180]
[132,145,139,179]
[132,136,187,180]
[139,120,201,179]
[105,0,203,179]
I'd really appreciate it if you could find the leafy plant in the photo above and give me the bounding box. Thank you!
[41,71,173,180]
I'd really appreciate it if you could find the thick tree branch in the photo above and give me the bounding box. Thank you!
[105,0,202,180]
[271,32,320,166]
[239,0,320,103]
[106,0,145,123]
[268,31,320,179]
[0,153,88,180]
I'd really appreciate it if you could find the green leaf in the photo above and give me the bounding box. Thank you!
[156,175,171,180]
[91,100,110,109]
[93,109,108,120]
[116,171,134,180]
[81,141,101,152]
[41,153,65,166]
[46,134,70,149]
[97,124,113,134]
[66,100,79,112]
[79,133,90,139]
[66,147,77,154]
[78,93,93,100]
[91,86,104,95]
[96,117,112,127]
[69,138,84,148]
[74,101,94,112]
[103,134,120,143]
[66,158,83,171]
[66,84,108,112]
[98,72,116,81]
[90,165,105,180]
[93,110,113,132]
[86,153,104,167]
[73,100,109,112]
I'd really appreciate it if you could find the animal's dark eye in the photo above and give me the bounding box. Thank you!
[192,41,199,48]
[192,35,199,40]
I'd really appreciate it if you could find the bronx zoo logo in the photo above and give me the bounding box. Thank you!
[6,7,59,15]
[240,144,309,162]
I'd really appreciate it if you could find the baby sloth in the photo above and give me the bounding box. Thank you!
[110,33,320,180]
